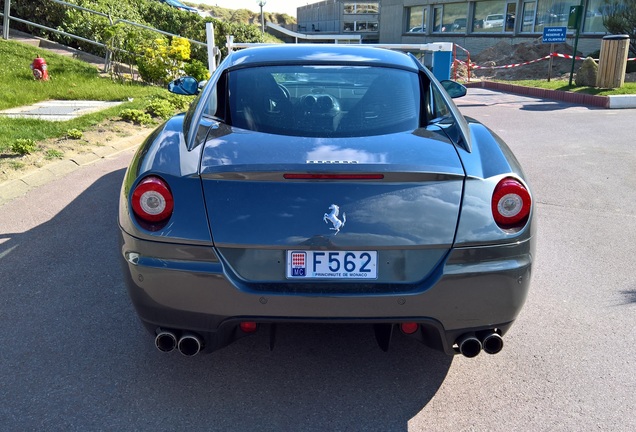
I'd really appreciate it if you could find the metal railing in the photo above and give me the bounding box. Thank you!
[1,0,208,72]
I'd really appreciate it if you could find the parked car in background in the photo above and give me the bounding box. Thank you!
[408,26,426,32]
[452,18,467,30]
[483,13,504,28]
[119,44,535,360]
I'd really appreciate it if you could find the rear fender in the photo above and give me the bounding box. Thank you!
[118,115,212,244]
[453,122,535,246]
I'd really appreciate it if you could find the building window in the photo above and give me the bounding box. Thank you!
[521,1,537,32]
[473,1,516,33]
[430,3,470,33]
[535,1,577,27]
[506,2,517,31]
[344,20,379,32]
[344,1,379,32]
[445,3,470,33]
[344,2,379,14]
[583,0,608,32]
[406,6,427,33]
[433,6,443,32]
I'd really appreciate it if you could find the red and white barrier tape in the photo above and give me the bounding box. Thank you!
[461,52,636,70]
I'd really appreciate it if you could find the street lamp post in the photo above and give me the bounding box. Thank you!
[257,1,266,35]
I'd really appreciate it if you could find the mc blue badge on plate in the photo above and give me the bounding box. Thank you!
[290,251,307,277]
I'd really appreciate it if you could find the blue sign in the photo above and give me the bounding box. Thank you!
[542,27,567,43]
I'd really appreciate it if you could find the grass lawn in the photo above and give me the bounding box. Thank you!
[0,38,171,152]
[492,78,636,96]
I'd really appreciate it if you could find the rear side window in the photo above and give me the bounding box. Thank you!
[227,65,421,137]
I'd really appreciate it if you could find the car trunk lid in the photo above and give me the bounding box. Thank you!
[199,128,465,284]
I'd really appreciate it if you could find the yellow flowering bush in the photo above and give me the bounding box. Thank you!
[137,37,193,86]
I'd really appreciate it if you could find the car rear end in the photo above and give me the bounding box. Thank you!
[119,46,534,358]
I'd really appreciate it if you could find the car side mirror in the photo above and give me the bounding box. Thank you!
[168,77,200,95]
[440,80,467,99]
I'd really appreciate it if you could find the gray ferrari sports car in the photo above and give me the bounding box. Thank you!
[119,44,535,358]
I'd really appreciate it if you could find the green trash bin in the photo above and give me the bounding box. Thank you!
[596,35,630,89]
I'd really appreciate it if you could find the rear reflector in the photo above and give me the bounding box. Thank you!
[400,322,419,335]
[284,173,384,180]
[239,322,258,333]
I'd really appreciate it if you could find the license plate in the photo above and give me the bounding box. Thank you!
[286,250,377,279]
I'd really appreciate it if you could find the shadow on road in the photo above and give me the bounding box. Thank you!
[0,169,452,431]
[620,290,636,305]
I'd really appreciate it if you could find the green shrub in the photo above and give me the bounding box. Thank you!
[145,98,174,119]
[120,109,152,125]
[163,93,192,111]
[66,128,83,139]
[183,59,210,83]
[145,93,192,118]
[11,138,38,155]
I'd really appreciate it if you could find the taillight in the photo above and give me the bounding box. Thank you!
[491,177,531,230]
[131,176,174,224]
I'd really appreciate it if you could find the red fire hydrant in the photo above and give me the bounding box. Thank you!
[31,55,49,81]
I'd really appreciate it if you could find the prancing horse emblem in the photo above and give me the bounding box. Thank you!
[323,204,346,235]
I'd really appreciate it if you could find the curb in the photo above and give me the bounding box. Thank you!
[464,81,636,108]
[0,129,148,207]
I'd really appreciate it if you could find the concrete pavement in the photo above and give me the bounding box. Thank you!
[466,80,636,108]
[0,100,124,121]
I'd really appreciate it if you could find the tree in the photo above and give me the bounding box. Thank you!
[602,0,636,55]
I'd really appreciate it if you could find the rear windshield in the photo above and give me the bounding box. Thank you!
[227,65,421,137]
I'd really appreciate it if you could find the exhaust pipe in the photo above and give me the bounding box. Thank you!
[178,332,203,357]
[155,329,177,353]
[457,333,482,358]
[482,332,504,355]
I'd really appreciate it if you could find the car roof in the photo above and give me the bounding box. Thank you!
[225,44,420,71]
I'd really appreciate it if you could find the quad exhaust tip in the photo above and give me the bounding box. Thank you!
[155,330,177,353]
[482,332,504,355]
[457,334,482,358]
[177,333,203,357]
[154,329,203,356]
[456,331,504,357]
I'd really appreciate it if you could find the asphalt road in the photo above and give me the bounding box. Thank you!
[0,89,634,431]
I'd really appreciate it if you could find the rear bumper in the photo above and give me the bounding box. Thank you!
[120,230,534,355]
